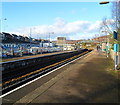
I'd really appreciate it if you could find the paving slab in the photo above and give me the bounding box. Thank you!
[13,50,119,104]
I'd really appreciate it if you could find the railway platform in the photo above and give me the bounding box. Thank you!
[3,50,119,104]
[1,51,69,62]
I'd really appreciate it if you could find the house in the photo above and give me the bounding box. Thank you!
[55,37,81,51]
[56,37,66,47]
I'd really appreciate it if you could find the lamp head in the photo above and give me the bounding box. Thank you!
[99,1,109,4]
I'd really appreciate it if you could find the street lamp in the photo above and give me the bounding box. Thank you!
[48,32,54,47]
[0,18,7,33]
[99,1,109,4]
[100,0,119,70]
[4,18,7,32]
[101,30,110,57]
[0,19,2,33]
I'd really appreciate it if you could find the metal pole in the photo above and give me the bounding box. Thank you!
[49,33,50,47]
[106,31,109,57]
[30,28,32,42]
[0,19,1,33]
[114,0,119,70]
[3,18,7,32]
[99,0,119,70]
[48,32,54,47]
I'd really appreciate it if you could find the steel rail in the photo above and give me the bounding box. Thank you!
[1,50,91,95]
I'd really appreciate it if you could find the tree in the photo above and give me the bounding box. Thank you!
[99,17,114,46]
[100,17,114,34]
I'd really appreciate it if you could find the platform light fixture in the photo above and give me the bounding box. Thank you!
[99,1,110,4]
[99,1,119,70]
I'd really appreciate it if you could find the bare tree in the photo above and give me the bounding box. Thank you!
[100,17,114,34]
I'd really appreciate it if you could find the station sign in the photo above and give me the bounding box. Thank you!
[113,31,118,40]
[114,44,119,52]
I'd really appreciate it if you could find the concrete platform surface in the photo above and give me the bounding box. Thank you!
[2,51,70,62]
[3,50,120,104]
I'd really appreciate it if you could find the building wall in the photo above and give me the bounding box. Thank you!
[57,37,66,45]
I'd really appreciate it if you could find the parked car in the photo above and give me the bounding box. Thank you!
[13,48,22,56]
[29,47,40,55]
[2,49,8,58]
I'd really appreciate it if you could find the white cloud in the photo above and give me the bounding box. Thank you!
[87,21,102,33]
[9,18,114,40]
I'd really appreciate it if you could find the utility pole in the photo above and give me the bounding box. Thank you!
[4,18,7,32]
[48,32,54,47]
[30,28,32,42]
[113,0,119,70]
[0,19,1,33]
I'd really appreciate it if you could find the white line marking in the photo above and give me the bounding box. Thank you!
[0,51,92,98]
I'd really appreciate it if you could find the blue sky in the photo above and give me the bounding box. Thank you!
[2,2,112,40]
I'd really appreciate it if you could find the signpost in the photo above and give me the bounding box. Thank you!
[99,1,119,70]
[113,31,118,40]
[113,31,119,70]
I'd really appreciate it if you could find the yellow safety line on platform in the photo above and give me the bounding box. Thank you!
[2,51,88,87]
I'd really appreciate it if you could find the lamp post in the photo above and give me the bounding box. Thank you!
[0,19,1,33]
[99,0,119,70]
[101,30,109,57]
[0,18,7,33]
[48,32,54,47]
[4,18,7,32]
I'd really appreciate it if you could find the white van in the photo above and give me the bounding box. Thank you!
[29,47,40,54]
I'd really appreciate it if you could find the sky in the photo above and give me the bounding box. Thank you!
[1,1,113,40]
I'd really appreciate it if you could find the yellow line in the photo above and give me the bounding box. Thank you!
[2,51,89,86]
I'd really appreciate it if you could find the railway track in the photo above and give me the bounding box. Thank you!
[1,49,92,96]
